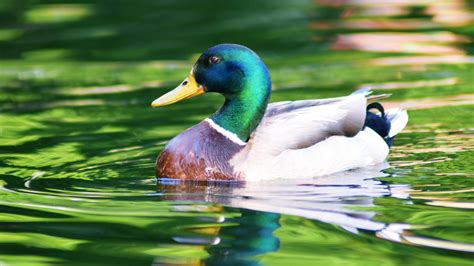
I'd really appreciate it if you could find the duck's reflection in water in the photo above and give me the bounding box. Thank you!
[156,164,473,259]
[203,210,280,265]
[160,164,406,225]
[156,165,414,256]
[157,181,281,264]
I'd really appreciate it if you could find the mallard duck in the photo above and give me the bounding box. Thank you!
[152,44,408,182]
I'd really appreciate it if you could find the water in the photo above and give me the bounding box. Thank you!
[1,0,473,265]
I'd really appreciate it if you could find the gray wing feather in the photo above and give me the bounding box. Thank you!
[247,94,367,155]
[265,96,346,118]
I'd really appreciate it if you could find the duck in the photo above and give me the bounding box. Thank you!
[151,44,408,182]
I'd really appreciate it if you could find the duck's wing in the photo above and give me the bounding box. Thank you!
[231,126,390,181]
[246,93,368,156]
[265,91,391,118]
[264,96,346,118]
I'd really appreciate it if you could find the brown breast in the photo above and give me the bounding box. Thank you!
[156,120,244,181]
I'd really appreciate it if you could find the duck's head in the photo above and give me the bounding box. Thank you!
[152,43,270,106]
[152,44,271,142]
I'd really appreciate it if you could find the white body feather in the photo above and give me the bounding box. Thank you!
[232,127,389,181]
[229,93,407,181]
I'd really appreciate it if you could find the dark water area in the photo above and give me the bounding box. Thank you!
[0,0,473,265]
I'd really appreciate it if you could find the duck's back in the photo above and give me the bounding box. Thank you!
[156,120,244,181]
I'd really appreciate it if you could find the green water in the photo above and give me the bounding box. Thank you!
[1,0,473,265]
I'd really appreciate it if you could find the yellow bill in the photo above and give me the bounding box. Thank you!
[151,74,205,107]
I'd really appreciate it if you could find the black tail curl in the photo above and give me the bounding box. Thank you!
[364,102,393,147]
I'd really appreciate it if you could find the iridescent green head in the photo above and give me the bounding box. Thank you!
[193,44,271,97]
[152,44,272,142]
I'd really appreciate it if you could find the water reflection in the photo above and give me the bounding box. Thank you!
[0,0,473,264]
[312,0,473,55]
[157,164,399,235]
[204,210,280,265]
[332,32,468,54]
[156,164,474,253]
[369,55,474,66]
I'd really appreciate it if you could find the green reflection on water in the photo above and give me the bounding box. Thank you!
[0,0,473,265]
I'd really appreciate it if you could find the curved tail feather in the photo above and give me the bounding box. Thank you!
[364,103,408,147]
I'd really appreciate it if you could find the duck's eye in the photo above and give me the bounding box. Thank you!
[209,55,221,64]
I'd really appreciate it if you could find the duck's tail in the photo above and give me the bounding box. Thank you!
[364,103,408,147]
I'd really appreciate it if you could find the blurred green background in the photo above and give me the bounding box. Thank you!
[0,0,473,265]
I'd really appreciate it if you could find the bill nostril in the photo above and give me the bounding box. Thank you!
[182,80,188,86]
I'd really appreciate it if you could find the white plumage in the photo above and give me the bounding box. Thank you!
[230,93,408,181]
